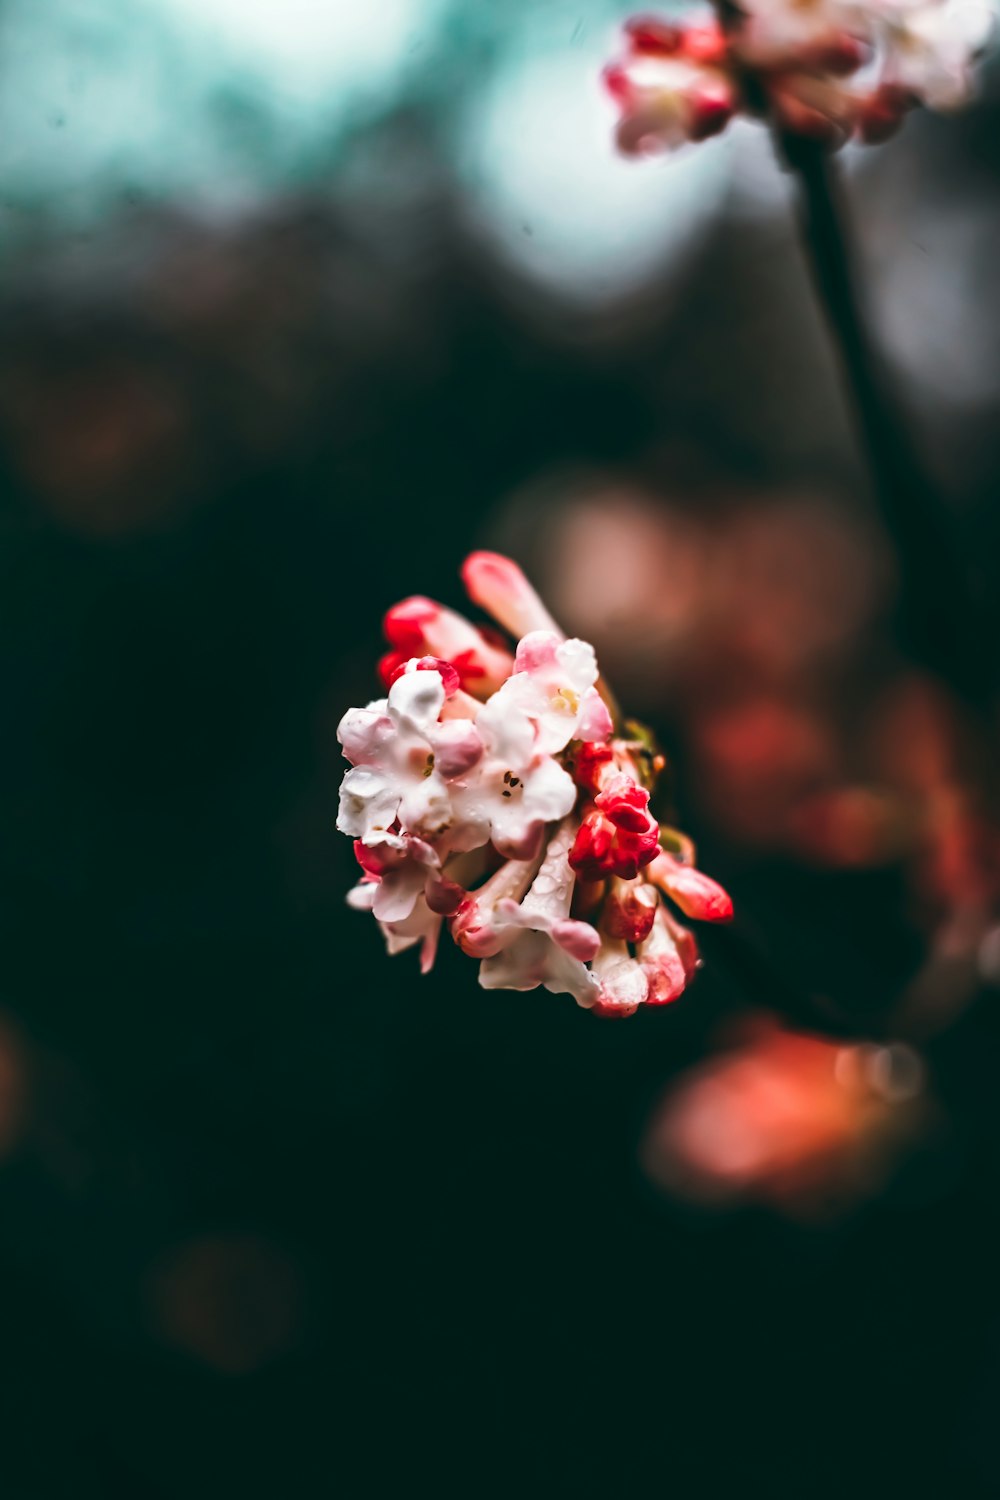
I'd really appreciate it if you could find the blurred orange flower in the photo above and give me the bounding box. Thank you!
[641,1019,926,1218]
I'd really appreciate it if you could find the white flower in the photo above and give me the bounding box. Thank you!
[348,881,443,975]
[337,662,483,852]
[337,758,405,846]
[453,631,612,860]
[482,632,612,756]
[352,833,465,924]
[879,0,996,107]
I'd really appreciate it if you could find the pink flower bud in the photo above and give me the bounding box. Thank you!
[648,851,734,922]
[461,551,563,641]
[381,596,514,698]
[604,877,659,942]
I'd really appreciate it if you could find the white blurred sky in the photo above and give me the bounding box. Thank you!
[457,31,732,301]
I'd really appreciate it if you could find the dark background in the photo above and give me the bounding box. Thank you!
[1,3,999,1494]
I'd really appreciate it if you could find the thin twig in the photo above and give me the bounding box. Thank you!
[781,135,993,714]
[697,136,994,1038]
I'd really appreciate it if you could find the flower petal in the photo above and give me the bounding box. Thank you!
[337,766,400,841]
[461,552,562,640]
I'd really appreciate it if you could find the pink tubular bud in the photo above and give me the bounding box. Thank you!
[648,851,733,923]
[450,856,541,958]
[419,923,441,976]
[451,897,500,959]
[460,552,563,642]
[637,902,695,1005]
[642,947,688,1006]
[382,596,436,657]
[641,950,687,1005]
[604,877,659,943]
[549,917,603,963]
[591,936,649,1017]
[663,904,700,978]
[381,595,514,698]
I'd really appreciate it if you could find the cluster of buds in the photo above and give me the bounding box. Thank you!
[337,552,732,1017]
[604,1,996,153]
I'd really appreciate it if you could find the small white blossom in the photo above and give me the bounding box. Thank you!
[455,631,613,860]
[337,663,483,853]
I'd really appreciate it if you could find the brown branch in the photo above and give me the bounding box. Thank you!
[781,134,994,714]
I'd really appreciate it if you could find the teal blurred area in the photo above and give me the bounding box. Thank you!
[0,0,447,215]
[0,0,728,302]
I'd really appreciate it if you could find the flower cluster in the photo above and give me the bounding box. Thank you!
[604,1,996,153]
[338,552,733,1016]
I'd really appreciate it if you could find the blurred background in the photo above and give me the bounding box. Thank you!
[1,1,1000,1494]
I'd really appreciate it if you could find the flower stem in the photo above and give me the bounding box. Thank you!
[781,135,992,713]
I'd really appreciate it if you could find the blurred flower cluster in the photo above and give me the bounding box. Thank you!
[642,1018,927,1217]
[604,1,996,152]
[336,553,733,1016]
